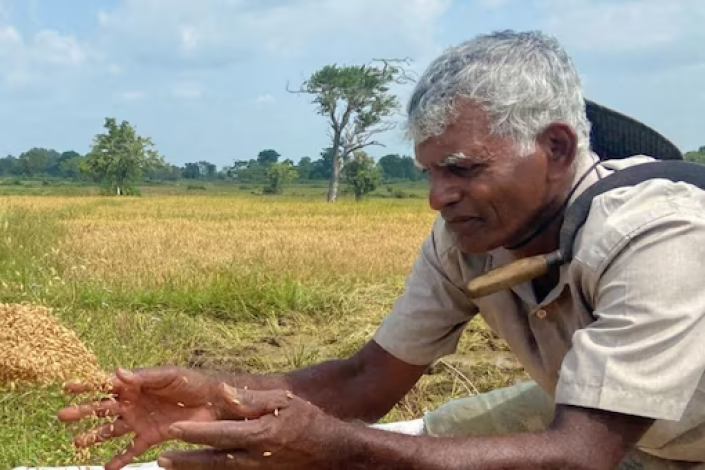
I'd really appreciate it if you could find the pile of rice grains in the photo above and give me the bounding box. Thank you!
[0,302,110,389]
[1,302,119,462]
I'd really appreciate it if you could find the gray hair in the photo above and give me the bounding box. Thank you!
[405,30,592,159]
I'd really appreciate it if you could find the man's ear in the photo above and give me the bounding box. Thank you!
[538,122,578,181]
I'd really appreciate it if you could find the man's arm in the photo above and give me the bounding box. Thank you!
[209,221,474,423]
[332,404,653,470]
[208,339,429,423]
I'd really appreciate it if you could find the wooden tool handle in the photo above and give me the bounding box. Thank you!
[466,255,549,299]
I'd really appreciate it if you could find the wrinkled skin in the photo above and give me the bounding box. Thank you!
[417,98,578,258]
[158,386,346,470]
[58,366,227,470]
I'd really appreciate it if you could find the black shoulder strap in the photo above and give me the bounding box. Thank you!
[559,160,705,262]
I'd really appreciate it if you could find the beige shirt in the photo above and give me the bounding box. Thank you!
[373,153,705,463]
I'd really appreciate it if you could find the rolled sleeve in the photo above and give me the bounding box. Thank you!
[557,198,705,421]
[373,224,479,366]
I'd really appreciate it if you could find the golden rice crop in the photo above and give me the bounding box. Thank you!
[54,196,437,287]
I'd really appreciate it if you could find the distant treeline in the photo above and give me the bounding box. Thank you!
[2,145,704,183]
[0,147,426,183]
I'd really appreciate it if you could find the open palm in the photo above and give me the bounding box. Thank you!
[58,366,226,470]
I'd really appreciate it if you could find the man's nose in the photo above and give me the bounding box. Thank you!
[428,177,462,211]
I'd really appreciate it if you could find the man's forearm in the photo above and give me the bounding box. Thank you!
[334,424,598,470]
[204,357,377,421]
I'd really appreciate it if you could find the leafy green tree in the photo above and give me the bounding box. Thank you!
[288,58,415,202]
[18,148,58,176]
[378,153,425,180]
[182,162,201,179]
[296,156,313,180]
[378,153,404,179]
[257,149,280,167]
[147,163,181,182]
[344,151,383,201]
[309,148,334,180]
[0,155,20,176]
[82,117,164,195]
[685,146,705,165]
[43,150,79,177]
[263,161,298,195]
[198,161,217,179]
[59,155,85,179]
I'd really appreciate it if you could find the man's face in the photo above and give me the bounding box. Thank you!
[415,101,574,254]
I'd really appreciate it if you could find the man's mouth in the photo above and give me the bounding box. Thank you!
[444,215,482,229]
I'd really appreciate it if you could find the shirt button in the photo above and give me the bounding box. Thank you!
[535,309,547,319]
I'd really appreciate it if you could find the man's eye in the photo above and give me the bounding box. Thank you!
[447,164,479,177]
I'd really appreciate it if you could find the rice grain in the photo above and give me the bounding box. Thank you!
[0,302,108,388]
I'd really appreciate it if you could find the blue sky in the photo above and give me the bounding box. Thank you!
[1,0,703,168]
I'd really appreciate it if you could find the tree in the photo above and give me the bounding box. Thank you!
[344,151,383,201]
[685,146,705,165]
[257,149,280,167]
[296,156,313,180]
[182,162,201,179]
[309,147,334,180]
[18,148,58,176]
[59,155,85,179]
[263,161,298,195]
[147,163,181,182]
[288,58,415,202]
[82,117,164,195]
[198,161,217,179]
[0,155,20,176]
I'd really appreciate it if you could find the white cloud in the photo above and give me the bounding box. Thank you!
[95,0,451,67]
[255,93,275,104]
[179,26,200,54]
[478,0,511,8]
[32,30,86,66]
[0,20,93,87]
[540,0,705,54]
[0,24,19,44]
[107,63,122,75]
[119,90,146,101]
[172,81,202,99]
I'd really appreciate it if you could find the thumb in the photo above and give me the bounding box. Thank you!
[220,385,294,419]
[115,367,139,384]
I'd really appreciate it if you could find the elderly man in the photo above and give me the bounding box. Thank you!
[58,30,705,470]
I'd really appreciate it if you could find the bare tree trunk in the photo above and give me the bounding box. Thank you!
[327,134,343,202]
[327,154,341,202]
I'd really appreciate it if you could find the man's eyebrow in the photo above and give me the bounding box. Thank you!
[414,152,486,170]
[438,152,479,166]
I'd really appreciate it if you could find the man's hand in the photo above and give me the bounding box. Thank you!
[158,385,349,470]
[57,366,227,470]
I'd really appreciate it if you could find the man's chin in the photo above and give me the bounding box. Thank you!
[454,233,504,255]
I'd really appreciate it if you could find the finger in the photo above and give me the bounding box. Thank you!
[73,418,132,448]
[64,372,122,395]
[220,385,294,419]
[57,398,121,422]
[168,419,266,449]
[118,366,191,393]
[158,449,253,470]
[104,437,152,470]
